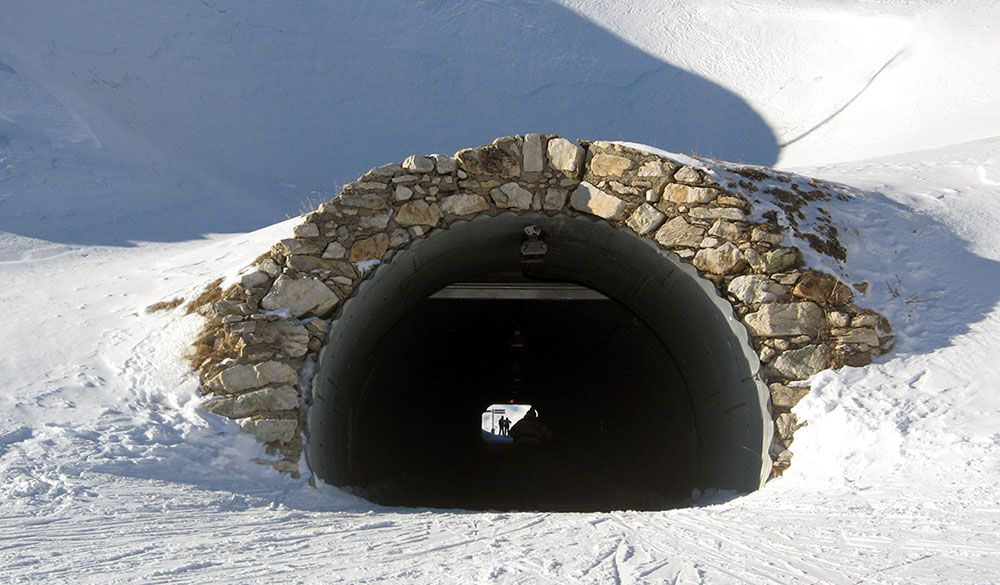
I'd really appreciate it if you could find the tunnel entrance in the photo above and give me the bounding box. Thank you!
[308,213,771,511]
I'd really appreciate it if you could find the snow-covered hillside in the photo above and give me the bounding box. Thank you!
[2,1,999,583]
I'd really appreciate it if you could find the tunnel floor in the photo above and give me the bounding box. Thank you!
[347,289,700,512]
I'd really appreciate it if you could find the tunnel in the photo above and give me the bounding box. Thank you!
[307,212,772,511]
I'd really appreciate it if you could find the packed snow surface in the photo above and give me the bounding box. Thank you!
[2,1,1000,583]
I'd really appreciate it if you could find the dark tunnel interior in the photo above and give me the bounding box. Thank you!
[351,295,698,511]
[308,213,771,512]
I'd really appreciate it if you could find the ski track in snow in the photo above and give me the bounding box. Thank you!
[3,1,1000,583]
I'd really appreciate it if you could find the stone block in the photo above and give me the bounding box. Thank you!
[569,182,627,220]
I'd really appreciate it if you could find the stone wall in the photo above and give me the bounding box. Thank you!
[188,134,893,480]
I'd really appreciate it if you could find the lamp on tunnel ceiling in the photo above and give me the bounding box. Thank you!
[520,225,547,264]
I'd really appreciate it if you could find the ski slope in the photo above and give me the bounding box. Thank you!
[2,1,1000,583]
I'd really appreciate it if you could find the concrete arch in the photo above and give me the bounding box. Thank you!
[191,135,893,509]
[309,212,772,498]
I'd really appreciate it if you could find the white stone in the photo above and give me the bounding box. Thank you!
[492,182,533,210]
[708,219,741,241]
[543,188,568,210]
[637,161,666,177]
[402,155,435,173]
[663,183,719,204]
[654,216,704,248]
[241,270,271,290]
[522,134,545,173]
[771,345,831,379]
[240,418,298,443]
[205,364,259,394]
[674,166,702,184]
[432,154,457,174]
[322,241,347,259]
[589,153,633,176]
[546,138,584,174]
[204,386,299,419]
[440,194,490,216]
[261,275,340,318]
[393,185,413,202]
[254,360,298,386]
[626,203,667,235]
[727,275,787,305]
[688,206,746,221]
[292,223,320,237]
[259,259,281,277]
[693,242,746,274]
[569,182,627,220]
[743,302,825,337]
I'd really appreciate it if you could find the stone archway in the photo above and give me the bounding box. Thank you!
[190,135,893,508]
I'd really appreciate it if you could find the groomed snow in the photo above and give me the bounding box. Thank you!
[2,1,1000,583]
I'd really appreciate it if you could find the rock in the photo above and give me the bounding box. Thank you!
[456,145,520,177]
[637,161,667,177]
[626,203,667,235]
[241,270,271,290]
[654,216,705,248]
[432,154,457,174]
[770,383,810,409]
[261,275,340,318]
[259,259,281,277]
[203,385,299,419]
[546,138,584,174]
[543,188,568,210]
[395,200,441,226]
[368,163,401,177]
[492,182,533,210]
[775,413,797,441]
[743,302,825,337]
[279,238,322,256]
[292,223,319,238]
[388,228,410,247]
[286,255,332,272]
[338,192,388,210]
[851,313,879,328]
[760,248,798,273]
[357,212,391,230]
[759,345,777,363]
[349,233,390,262]
[393,185,413,202]
[254,361,298,386]
[771,344,831,379]
[205,363,259,394]
[569,182,627,220]
[751,227,784,245]
[693,242,746,274]
[673,166,702,184]
[687,206,746,221]
[663,183,720,205]
[832,327,879,346]
[727,275,787,304]
[707,219,742,241]
[589,153,633,176]
[440,194,490,216]
[827,311,850,327]
[240,418,298,443]
[322,241,347,260]
[700,236,720,248]
[792,272,854,306]
[522,134,545,173]
[402,155,435,173]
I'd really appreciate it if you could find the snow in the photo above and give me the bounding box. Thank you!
[3,1,1000,583]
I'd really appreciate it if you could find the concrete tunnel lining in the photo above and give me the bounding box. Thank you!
[307,212,773,500]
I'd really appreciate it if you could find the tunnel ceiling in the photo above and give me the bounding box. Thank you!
[188,135,894,507]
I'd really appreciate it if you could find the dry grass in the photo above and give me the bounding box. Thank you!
[184,277,224,315]
[145,297,184,313]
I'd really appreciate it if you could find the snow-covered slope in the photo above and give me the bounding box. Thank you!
[2,1,1000,583]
